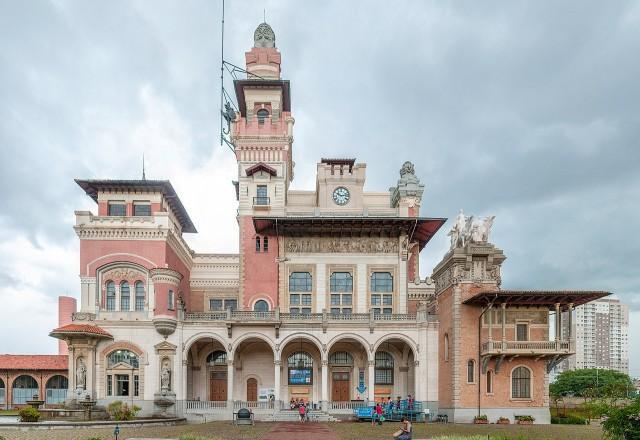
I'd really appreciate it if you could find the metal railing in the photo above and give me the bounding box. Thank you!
[481,340,574,354]
[253,197,270,206]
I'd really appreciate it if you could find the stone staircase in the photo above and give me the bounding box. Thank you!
[262,410,340,422]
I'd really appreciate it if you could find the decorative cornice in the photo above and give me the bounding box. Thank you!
[74,227,168,240]
[189,279,239,288]
[150,268,182,286]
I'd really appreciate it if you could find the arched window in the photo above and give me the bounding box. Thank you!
[254,300,269,312]
[374,351,394,385]
[206,351,228,366]
[263,236,269,252]
[511,366,531,399]
[45,375,68,404]
[106,350,140,397]
[168,290,174,310]
[486,370,493,394]
[120,281,130,311]
[289,272,312,315]
[467,359,475,383]
[0,378,4,404]
[329,351,353,366]
[330,272,353,315]
[255,236,261,252]
[288,351,313,385]
[257,109,269,125]
[370,272,393,314]
[444,334,449,361]
[135,281,145,311]
[12,375,38,404]
[106,281,116,311]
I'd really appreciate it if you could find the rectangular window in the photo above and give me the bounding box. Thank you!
[516,323,528,341]
[375,369,393,385]
[116,374,129,396]
[108,202,126,216]
[210,299,223,311]
[107,375,112,396]
[263,236,269,252]
[330,272,353,315]
[255,185,269,205]
[168,290,174,310]
[255,237,261,252]
[133,202,151,216]
[134,375,139,397]
[370,272,393,315]
[224,299,237,310]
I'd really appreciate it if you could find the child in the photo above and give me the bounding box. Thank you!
[298,402,306,423]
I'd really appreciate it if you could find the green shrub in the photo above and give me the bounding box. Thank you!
[85,437,103,440]
[106,401,141,421]
[515,414,535,422]
[18,406,40,422]
[551,415,589,425]
[473,414,487,421]
[601,397,640,439]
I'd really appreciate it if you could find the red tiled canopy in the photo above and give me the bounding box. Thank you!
[0,355,68,371]
[49,323,113,339]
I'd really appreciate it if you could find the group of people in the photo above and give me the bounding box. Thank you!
[289,398,310,422]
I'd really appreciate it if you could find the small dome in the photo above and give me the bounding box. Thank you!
[254,22,275,48]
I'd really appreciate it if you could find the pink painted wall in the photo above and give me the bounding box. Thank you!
[79,239,190,316]
[240,216,279,310]
[57,296,77,355]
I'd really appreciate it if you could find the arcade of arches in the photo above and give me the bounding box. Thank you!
[185,334,416,404]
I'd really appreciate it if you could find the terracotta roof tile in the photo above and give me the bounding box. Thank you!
[0,355,68,371]
[50,323,113,337]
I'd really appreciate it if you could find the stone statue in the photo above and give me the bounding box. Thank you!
[161,364,171,394]
[399,161,415,177]
[448,210,495,249]
[76,358,87,390]
[222,102,236,134]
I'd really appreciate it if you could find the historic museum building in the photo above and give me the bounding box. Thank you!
[49,23,610,423]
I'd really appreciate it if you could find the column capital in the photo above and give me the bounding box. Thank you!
[274,360,281,366]
[368,360,375,367]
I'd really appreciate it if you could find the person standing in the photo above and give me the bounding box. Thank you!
[298,402,306,423]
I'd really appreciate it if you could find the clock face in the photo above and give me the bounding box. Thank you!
[332,187,350,205]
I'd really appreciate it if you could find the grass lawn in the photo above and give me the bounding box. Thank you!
[0,410,19,415]
[332,421,605,440]
[0,421,272,440]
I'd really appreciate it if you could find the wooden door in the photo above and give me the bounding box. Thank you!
[247,378,258,401]
[209,371,227,401]
[331,372,350,401]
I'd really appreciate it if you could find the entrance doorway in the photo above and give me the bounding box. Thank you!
[209,371,227,401]
[247,378,258,401]
[331,372,350,401]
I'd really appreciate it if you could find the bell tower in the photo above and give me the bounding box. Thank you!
[231,23,294,310]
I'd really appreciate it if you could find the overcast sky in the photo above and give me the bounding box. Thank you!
[1,0,638,376]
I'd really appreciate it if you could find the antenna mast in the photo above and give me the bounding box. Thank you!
[220,0,225,147]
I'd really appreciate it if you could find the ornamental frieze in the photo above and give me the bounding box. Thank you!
[285,237,399,254]
[103,267,147,281]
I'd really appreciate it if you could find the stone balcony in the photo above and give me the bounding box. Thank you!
[480,339,575,374]
[184,309,436,337]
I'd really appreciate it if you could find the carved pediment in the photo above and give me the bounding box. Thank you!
[154,340,177,354]
[102,267,147,281]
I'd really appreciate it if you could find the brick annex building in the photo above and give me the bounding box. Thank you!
[48,23,610,423]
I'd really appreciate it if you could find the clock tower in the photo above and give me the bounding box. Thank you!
[231,22,295,310]
[316,158,367,211]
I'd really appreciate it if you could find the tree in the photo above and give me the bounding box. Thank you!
[550,369,634,399]
[601,396,640,440]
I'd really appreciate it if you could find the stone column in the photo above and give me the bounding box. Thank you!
[274,361,281,404]
[555,303,561,351]
[501,303,506,349]
[367,360,375,402]
[568,303,574,348]
[321,359,329,411]
[227,360,234,409]
[488,303,493,342]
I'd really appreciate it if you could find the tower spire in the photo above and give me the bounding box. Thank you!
[142,153,146,180]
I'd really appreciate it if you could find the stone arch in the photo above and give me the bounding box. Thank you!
[277,332,324,361]
[250,295,274,311]
[230,332,276,360]
[326,333,372,358]
[183,332,229,355]
[373,333,418,356]
[87,253,157,275]
[510,364,534,400]
[100,340,146,360]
